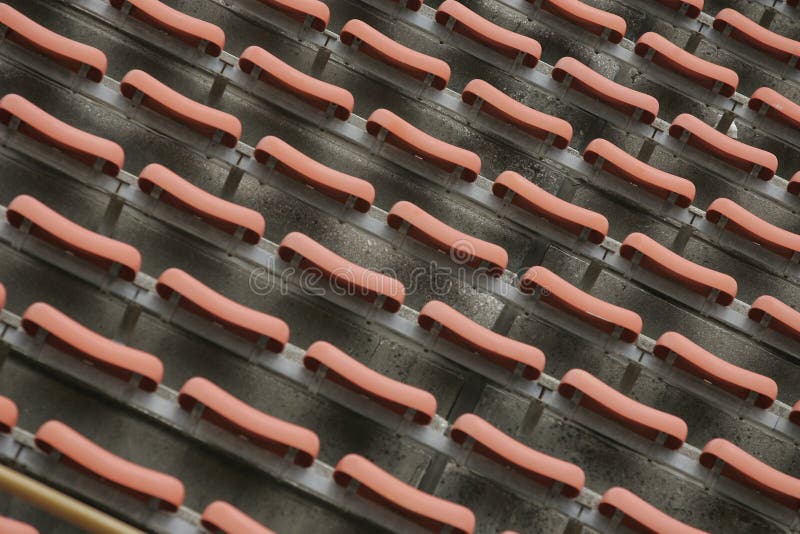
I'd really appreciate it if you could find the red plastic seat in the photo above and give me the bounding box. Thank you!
[790,171,800,196]
[0,4,107,82]
[749,87,800,131]
[634,32,738,98]
[201,501,274,534]
[669,114,778,180]
[519,266,642,343]
[713,9,800,68]
[34,420,185,511]
[6,195,141,281]
[462,80,573,149]
[138,163,265,244]
[451,413,584,497]
[333,454,476,534]
[21,302,164,391]
[303,341,437,424]
[620,232,738,305]
[651,0,702,18]
[155,268,289,352]
[119,70,242,148]
[654,331,777,408]
[366,109,481,181]
[0,282,5,311]
[700,438,800,510]
[239,46,354,120]
[255,0,329,31]
[706,198,800,260]
[418,300,545,379]
[552,57,659,124]
[434,1,541,68]
[0,396,18,433]
[0,94,124,176]
[387,201,508,276]
[0,517,38,534]
[178,377,319,467]
[790,400,800,425]
[532,0,626,43]
[277,232,406,312]
[599,487,707,533]
[748,295,800,342]
[253,136,374,212]
[492,171,608,243]
[340,20,450,90]
[583,139,695,207]
[558,369,688,449]
[108,0,225,57]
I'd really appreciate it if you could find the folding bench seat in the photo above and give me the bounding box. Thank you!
[748,87,800,131]
[387,201,508,275]
[462,80,573,149]
[255,0,329,31]
[0,517,37,534]
[713,9,800,69]
[599,487,707,533]
[303,341,437,424]
[492,171,608,244]
[253,136,374,212]
[34,420,185,511]
[138,163,265,244]
[366,109,481,181]
[700,438,800,510]
[339,20,450,90]
[201,501,275,534]
[669,114,778,180]
[6,195,142,282]
[620,232,738,305]
[155,268,290,352]
[651,0,703,18]
[558,369,688,449]
[634,33,738,97]
[519,266,642,343]
[748,295,800,343]
[21,302,164,391]
[434,1,542,68]
[278,232,406,312]
[583,139,695,207]
[552,57,659,124]
[0,94,124,176]
[418,300,546,379]
[239,47,354,120]
[108,0,225,57]
[0,396,18,433]
[705,198,800,260]
[0,4,107,82]
[450,413,585,497]
[333,454,476,534]
[119,70,242,148]
[529,0,626,44]
[178,377,319,466]
[653,331,778,408]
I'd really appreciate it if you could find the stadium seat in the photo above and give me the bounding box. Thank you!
[530,0,626,43]
[418,300,546,379]
[748,295,800,342]
[239,46,354,120]
[6,195,142,281]
[0,94,124,176]
[201,501,275,534]
[21,302,164,391]
[558,369,688,449]
[366,109,481,181]
[333,454,476,534]
[255,0,329,31]
[178,377,320,467]
[34,420,185,511]
[387,201,508,276]
[119,70,242,148]
[713,9,800,69]
[277,232,406,312]
[706,198,800,260]
[789,400,800,425]
[748,87,800,130]
[0,516,38,534]
[0,282,5,311]
[599,487,707,533]
[462,80,573,149]
[450,413,585,497]
[519,266,643,343]
[303,341,437,424]
[0,396,18,433]
[790,171,800,196]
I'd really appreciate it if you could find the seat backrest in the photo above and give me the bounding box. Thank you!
[748,295,800,343]
[706,198,800,260]
[201,501,275,534]
[255,0,329,31]
[713,9,800,67]
[539,0,626,43]
[0,396,18,433]
[599,487,707,533]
